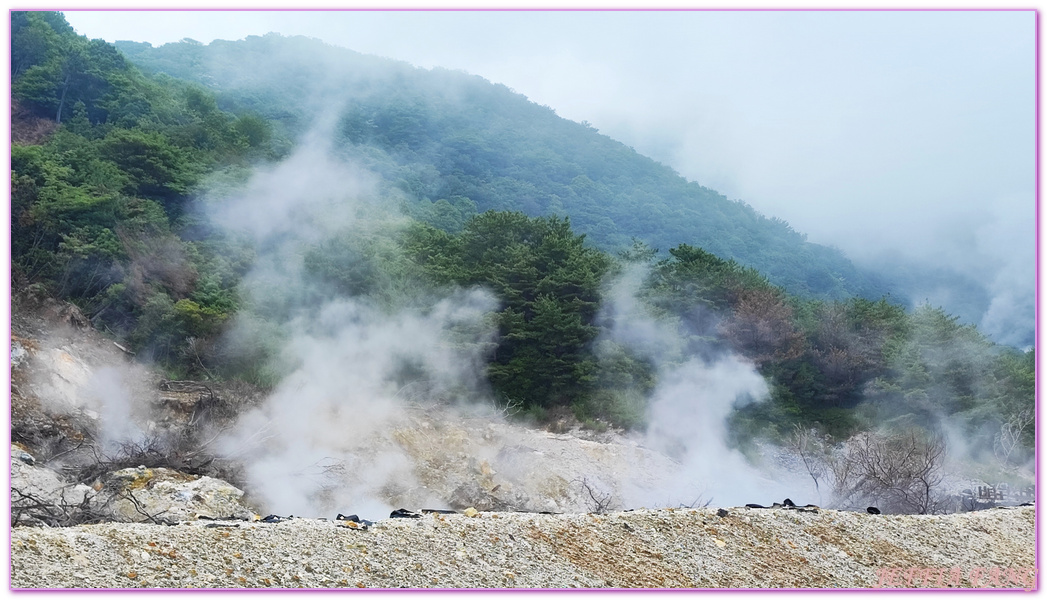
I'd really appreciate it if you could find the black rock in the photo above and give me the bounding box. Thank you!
[260,514,293,523]
[745,503,767,509]
[783,498,796,507]
[717,508,729,518]
[389,508,422,519]
[867,506,881,515]
[337,513,374,526]
[421,509,458,515]
[199,514,251,522]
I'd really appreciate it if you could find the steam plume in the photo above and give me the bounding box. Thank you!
[210,129,498,517]
[599,264,803,508]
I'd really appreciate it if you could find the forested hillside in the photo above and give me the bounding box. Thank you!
[115,33,894,302]
[11,12,1033,472]
[11,11,273,365]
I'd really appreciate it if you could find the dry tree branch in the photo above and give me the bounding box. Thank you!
[120,488,174,525]
[827,429,946,514]
[789,424,829,504]
[573,477,616,514]
[994,409,1033,468]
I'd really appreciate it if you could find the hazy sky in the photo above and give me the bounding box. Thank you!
[56,8,1037,344]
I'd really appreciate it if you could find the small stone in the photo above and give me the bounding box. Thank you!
[464,507,479,518]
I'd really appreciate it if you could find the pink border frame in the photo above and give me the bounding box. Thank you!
[6,7,1038,590]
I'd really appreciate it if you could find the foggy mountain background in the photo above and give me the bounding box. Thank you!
[61,9,1036,349]
[112,31,894,305]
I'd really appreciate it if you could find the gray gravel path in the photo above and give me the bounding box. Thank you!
[11,505,1035,589]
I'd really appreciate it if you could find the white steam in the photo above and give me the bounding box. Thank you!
[217,292,497,517]
[63,131,814,515]
[641,357,788,506]
[209,129,374,247]
[210,131,499,517]
[599,264,801,508]
[201,126,810,516]
[84,367,149,451]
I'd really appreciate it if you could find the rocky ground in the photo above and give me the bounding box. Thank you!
[10,505,1036,589]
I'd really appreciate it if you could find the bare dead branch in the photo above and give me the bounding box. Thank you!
[573,477,616,514]
[120,488,173,525]
[827,429,946,514]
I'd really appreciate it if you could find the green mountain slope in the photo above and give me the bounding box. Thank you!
[116,34,896,302]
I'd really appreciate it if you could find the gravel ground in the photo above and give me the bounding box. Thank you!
[11,505,1035,589]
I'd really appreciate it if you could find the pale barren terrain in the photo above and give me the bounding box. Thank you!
[11,505,1035,589]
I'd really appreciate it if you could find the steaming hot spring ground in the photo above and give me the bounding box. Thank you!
[9,298,1037,589]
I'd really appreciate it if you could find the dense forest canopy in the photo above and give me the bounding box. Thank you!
[10,12,1033,468]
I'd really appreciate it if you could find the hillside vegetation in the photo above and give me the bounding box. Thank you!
[10,12,1033,473]
[115,33,894,302]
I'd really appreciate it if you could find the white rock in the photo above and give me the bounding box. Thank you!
[11,341,27,367]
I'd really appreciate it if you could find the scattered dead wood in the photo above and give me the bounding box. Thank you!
[11,486,111,528]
